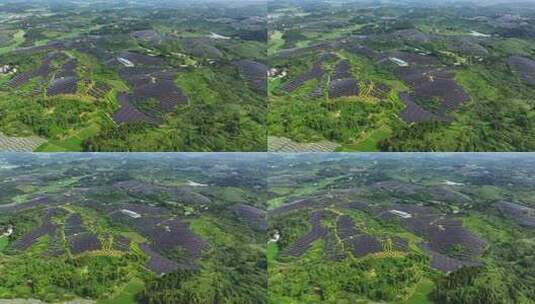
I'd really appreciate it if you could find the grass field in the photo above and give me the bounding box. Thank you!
[404,278,435,304]
[0,237,8,252]
[98,278,145,304]
[267,196,286,209]
[268,31,285,55]
[0,30,25,55]
[268,77,283,93]
[267,242,279,265]
[338,126,392,152]
[35,123,100,152]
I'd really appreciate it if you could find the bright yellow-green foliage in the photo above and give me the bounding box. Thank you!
[175,68,220,105]
[404,278,435,304]
[267,196,286,209]
[120,232,147,244]
[98,278,145,304]
[190,216,237,245]
[462,214,512,244]
[456,68,500,102]
[269,1,535,152]
[267,242,279,265]
[269,239,428,303]
[269,51,407,151]
[269,204,433,304]
[337,126,391,152]
[0,30,25,55]
[268,31,285,55]
[0,237,8,252]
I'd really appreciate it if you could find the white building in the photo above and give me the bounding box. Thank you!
[0,65,13,74]
[268,68,287,78]
[120,209,141,218]
[187,180,208,187]
[389,57,409,67]
[269,230,280,243]
[117,57,135,67]
[389,209,412,219]
[1,225,13,237]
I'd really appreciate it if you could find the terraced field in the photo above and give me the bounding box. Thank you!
[268,153,535,304]
[0,153,267,304]
[0,0,267,152]
[268,0,535,151]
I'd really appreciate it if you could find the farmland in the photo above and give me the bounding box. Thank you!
[268,0,535,151]
[267,153,535,303]
[0,0,267,152]
[0,153,267,303]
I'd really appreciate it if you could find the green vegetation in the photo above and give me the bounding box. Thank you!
[269,91,400,144]
[268,31,285,55]
[404,278,434,304]
[268,0,535,151]
[85,65,266,152]
[267,242,279,265]
[141,216,267,304]
[0,252,139,301]
[99,278,145,304]
[268,44,408,151]
[268,153,535,303]
[0,30,25,55]
[0,153,268,303]
[0,0,266,152]
[269,239,428,303]
[0,237,7,251]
